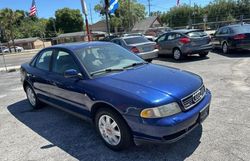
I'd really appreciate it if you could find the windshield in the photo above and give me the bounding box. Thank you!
[187,31,207,37]
[74,44,145,76]
[124,37,149,45]
[232,25,250,34]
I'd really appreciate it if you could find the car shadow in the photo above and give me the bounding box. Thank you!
[155,54,210,63]
[8,100,203,161]
[212,49,250,58]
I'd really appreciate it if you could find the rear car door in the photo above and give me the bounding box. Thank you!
[49,49,89,115]
[31,49,54,101]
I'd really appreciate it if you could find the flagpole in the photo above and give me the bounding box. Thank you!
[80,0,91,41]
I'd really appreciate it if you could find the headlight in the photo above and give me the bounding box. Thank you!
[140,102,181,118]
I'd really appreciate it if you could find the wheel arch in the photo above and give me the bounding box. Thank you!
[91,101,133,132]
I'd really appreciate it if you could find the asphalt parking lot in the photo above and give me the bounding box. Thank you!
[0,51,250,161]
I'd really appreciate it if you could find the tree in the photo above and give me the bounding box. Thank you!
[0,8,22,51]
[55,8,84,33]
[94,0,146,32]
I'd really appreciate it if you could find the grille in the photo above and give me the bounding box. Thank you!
[181,85,206,110]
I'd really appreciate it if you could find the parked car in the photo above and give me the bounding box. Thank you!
[122,33,143,37]
[145,35,157,41]
[100,35,118,42]
[211,24,250,54]
[111,36,158,62]
[0,46,7,54]
[156,29,213,60]
[3,46,24,53]
[20,42,211,151]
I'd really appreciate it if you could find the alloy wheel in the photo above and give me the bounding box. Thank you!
[173,49,181,60]
[26,87,36,106]
[222,43,228,54]
[98,115,121,146]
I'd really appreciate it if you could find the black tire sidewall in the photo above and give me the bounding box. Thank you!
[95,108,132,151]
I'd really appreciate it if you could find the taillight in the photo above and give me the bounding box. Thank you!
[179,37,191,44]
[233,34,246,40]
[131,47,140,53]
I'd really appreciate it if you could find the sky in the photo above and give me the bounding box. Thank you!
[0,0,212,24]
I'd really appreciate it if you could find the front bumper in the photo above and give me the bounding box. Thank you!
[124,89,211,144]
[138,49,159,60]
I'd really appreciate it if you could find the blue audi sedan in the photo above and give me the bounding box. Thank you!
[20,42,211,151]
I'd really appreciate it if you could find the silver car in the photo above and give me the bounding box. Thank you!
[111,36,158,62]
[156,29,213,60]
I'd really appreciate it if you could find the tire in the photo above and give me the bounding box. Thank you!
[25,85,42,109]
[95,108,133,151]
[173,48,183,60]
[222,42,229,54]
[199,52,209,57]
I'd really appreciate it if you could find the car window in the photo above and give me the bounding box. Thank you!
[187,31,207,37]
[35,50,53,71]
[52,51,80,75]
[167,33,180,40]
[74,44,144,75]
[232,25,250,34]
[157,34,167,42]
[220,28,229,35]
[124,36,149,45]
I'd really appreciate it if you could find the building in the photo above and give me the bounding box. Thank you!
[90,20,107,32]
[9,37,51,50]
[53,31,107,44]
[132,16,163,35]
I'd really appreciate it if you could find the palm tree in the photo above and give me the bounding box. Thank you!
[0,8,22,52]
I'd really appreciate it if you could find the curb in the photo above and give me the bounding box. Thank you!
[0,66,20,73]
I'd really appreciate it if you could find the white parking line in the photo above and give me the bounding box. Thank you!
[10,87,23,91]
[0,95,7,99]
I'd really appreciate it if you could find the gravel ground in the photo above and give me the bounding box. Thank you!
[0,51,250,161]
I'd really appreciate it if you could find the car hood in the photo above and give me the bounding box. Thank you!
[96,64,203,104]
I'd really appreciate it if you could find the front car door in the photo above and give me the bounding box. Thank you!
[48,49,90,117]
[156,33,168,54]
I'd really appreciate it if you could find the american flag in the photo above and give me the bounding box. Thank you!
[29,0,37,16]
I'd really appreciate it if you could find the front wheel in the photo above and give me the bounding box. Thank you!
[95,108,133,151]
[146,59,153,63]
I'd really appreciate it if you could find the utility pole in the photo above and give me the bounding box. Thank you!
[104,0,110,35]
[148,0,151,16]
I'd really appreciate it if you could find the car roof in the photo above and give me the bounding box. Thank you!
[121,36,144,39]
[171,29,203,34]
[51,41,113,51]
[223,24,250,28]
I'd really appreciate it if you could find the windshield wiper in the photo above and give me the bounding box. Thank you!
[123,62,148,69]
[90,68,124,76]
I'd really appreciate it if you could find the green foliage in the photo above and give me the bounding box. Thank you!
[55,8,84,33]
[94,0,146,32]
[161,0,250,27]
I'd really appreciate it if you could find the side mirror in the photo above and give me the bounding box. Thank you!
[64,69,82,79]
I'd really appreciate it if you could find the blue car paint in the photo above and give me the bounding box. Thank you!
[21,42,211,144]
